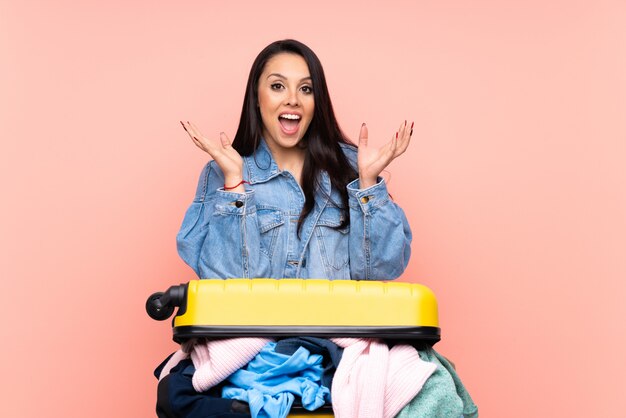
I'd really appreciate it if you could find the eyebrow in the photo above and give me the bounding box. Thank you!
[267,73,312,82]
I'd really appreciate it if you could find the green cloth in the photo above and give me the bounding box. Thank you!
[394,347,478,418]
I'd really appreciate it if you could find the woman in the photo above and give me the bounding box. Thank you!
[178,39,413,281]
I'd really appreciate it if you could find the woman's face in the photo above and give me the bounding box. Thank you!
[257,53,314,154]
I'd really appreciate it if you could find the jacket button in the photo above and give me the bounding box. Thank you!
[234,200,244,208]
[360,196,369,204]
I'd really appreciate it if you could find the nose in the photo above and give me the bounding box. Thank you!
[284,88,300,107]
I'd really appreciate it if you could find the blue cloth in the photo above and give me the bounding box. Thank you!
[222,341,330,418]
[177,138,412,280]
[274,337,343,395]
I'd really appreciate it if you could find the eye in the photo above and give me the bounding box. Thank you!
[270,83,284,90]
[301,85,313,94]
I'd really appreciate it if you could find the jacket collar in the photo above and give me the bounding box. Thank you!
[243,138,332,197]
[243,139,281,184]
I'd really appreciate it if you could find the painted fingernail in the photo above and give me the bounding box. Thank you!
[410,121,414,129]
[410,129,413,136]
[405,120,407,126]
[396,132,398,139]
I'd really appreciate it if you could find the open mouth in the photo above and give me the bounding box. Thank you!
[278,114,301,135]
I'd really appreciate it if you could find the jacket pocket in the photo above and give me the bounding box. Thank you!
[257,207,284,259]
[315,206,349,271]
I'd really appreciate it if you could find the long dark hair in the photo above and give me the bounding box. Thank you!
[232,39,357,234]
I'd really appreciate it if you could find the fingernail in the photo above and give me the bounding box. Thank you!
[405,120,407,126]
[410,129,413,136]
[410,121,414,129]
[362,123,366,127]
[396,132,398,139]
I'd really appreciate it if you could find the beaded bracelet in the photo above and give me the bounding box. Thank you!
[223,180,249,190]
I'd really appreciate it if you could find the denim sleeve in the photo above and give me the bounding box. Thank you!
[176,162,270,279]
[347,178,412,280]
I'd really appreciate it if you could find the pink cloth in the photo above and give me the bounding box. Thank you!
[158,337,272,392]
[330,338,437,418]
[190,337,272,392]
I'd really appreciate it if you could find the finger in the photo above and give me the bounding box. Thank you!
[358,123,368,147]
[188,133,207,152]
[181,121,197,140]
[187,121,219,152]
[190,135,204,148]
[186,121,203,139]
[395,121,413,156]
[187,121,213,145]
[219,132,231,148]
[398,120,407,138]
[391,120,406,152]
[181,121,203,148]
[395,132,411,156]
[390,131,399,154]
[399,120,412,144]
[184,121,203,144]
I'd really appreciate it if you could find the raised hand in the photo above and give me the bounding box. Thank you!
[180,121,244,187]
[357,120,413,189]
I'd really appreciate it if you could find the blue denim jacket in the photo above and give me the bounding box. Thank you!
[177,139,412,280]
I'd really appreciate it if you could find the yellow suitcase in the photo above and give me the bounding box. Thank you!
[147,279,440,417]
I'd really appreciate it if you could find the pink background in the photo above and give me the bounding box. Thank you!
[2,0,625,416]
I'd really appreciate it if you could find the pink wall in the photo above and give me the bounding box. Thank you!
[2,0,625,416]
